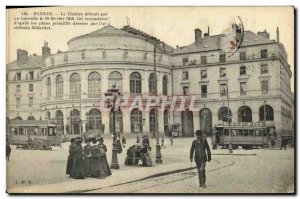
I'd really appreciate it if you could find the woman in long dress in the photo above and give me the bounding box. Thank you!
[98,137,112,177]
[66,138,76,176]
[70,138,85,179]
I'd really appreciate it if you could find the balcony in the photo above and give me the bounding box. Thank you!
[240,91,247,96]
[201,93,207,98]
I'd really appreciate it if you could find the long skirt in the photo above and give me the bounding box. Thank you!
[84,157,92,177]
[66,154,74,175]
[71,155,85,179]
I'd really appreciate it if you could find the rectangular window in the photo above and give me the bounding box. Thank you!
[261,80,269,94]
[201,70,207,79]
[201,56,207,64]
[29,71,34,80]
[261,64,268,74]
[240,82,247,95]
[240,66,246,76]
[201,85,207,98]
[182,71,189,80]
[220,83,227,97]
[219,54,226,63]
[240,52,246,60]
[29,97,33,108]
[16,85,20,93]
[16,98,20,108]
[183,86,189,96]
[182,57,189,66]
[29,84,33,92]
[261,49,268,59]
[16,73,21,81]
[220,68,226,77]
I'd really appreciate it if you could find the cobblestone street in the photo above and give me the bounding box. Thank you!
[7,137,294,193]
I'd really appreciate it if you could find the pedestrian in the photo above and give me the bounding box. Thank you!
[66,138,76,176]
[6,141,11,161]
[160,136,166,149]
[71,137,85,179]
[170,135,174,146]
[83,138,92,177]
[190,130,211,188]
[136,136,140,144]
[27,136,33,149]
[98,137,112,178]
[122,135,126,148]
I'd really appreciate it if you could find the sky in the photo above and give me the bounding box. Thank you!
[6,6,294,91]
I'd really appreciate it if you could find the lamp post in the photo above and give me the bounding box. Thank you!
[226,85,233,153]
[105,85,121,169]
[153,46,162,164]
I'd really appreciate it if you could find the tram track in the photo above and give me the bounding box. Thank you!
[80,158,235,193]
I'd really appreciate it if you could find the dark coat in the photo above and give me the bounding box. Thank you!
[83,144,92,177]
[190,137,211,164]
[70,143,85,179]
[6,144,11,159]
[99,144,112,177]
[66,143,76,175]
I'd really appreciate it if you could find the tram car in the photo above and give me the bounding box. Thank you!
[7,120,61,150]
[212,123,275,149]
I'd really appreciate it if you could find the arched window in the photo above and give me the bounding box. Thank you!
[149,109,156,134]
[70,109,81,134]
[27,116,35,120]
[109,71,122,91]
[163,75,168,95]
[130,72,142,94]
[56,110,64,134]
[259,105,274,121]
[218,107,232,121]
[88,72,101,96]
[56,75,63,97]
[46,111,51,120]
[14,116,22,121]
[148,73,155,95]
[88,109,102,132]
[70,73,81,96]
[164,109,169,136]
[46,77,51,98]
[130,108,142,133]
[109,108,123,134]
[238,106,252,122]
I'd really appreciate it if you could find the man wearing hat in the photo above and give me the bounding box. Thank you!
[190,130,211,188]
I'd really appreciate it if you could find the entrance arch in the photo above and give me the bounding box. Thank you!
[200,108,212,136]
[181,111,194,137]
[238,106,252,122]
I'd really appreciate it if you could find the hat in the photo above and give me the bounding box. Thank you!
[71,138,75,143]
[98,137,104,142]
[75,137,83,143]
[195,130,202,137]
[91,137,97,144]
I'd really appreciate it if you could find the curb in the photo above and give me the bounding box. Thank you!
[67,166,197,193]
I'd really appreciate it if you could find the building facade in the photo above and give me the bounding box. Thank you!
[6,25,294,138]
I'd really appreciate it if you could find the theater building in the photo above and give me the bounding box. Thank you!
[6,25,294,138]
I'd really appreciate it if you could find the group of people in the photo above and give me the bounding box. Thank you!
[66,137,111,179]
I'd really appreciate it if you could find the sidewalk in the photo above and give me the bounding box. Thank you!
[8,157,230,194]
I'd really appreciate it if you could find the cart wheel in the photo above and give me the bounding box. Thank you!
[35,141,42,150]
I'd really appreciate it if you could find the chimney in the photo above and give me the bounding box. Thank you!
[204,26,210,37]
[42,40,51,59]
[176,45,179,50]
[257,29,270,39]
[194,28,202,46]
[276,27,280,43]
[17,49,28,66]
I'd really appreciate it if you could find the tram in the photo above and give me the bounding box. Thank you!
[212,122,275,149]
[7,120,61,150]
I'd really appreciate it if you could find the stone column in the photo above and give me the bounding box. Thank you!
[123,69,130,95]
[193,112,200,132]
[64,71,70,100]
[123,107,131,134]
[81,70,87,99]
[102,111,110,135]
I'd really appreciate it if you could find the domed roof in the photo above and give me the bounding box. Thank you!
[67,25,142,44]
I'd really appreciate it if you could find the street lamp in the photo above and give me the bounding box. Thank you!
[105,85,121,169]
[226,85,233,153]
